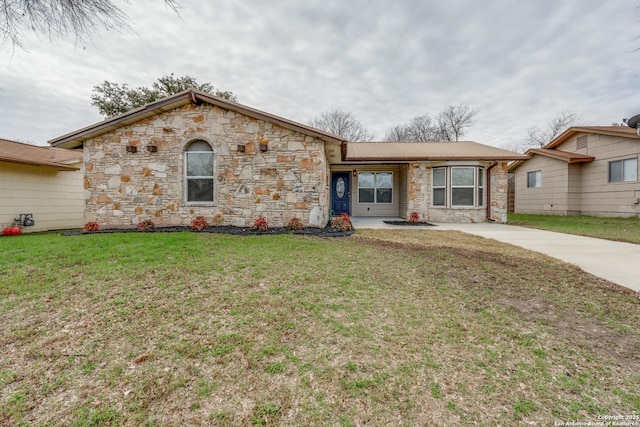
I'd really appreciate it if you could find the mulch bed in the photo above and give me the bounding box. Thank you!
[64,224,355,238]
[383,220,437,226]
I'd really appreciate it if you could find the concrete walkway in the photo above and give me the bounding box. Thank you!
[350,217,640,292]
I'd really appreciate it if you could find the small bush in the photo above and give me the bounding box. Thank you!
[1,226,21,236]
[409,212,420,223]
[287,217,304,231]
[331,213,353,232]
[252,217,269,232]
[191,216,209,231]
[137,219,156,232]
[83,222,100,232]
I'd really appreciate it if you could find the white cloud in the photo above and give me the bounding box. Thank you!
[1,0,638,147]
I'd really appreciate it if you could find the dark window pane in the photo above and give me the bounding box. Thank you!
[452,188,474,206]
[527,171,540,188]
[609,161,622,182]
[359,188,374,203]
[376,188,392,203]
[478,188,484,206]
[187,179,214,202]
[433,188,445,206]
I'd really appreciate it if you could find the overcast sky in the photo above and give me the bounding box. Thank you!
[1,0,639,149]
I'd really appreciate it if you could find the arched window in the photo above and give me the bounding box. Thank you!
[184,140,214,203]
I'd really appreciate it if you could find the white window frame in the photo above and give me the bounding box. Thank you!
[527,170,541,188]
[478,167,484,207]
[432,166,485,208]
[608,158,637,183]
[184,141,215,204]
[357,171,393,204]
[451,167,476,207]
[432,168,446,207]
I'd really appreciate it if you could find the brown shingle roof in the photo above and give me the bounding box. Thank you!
[0,138,82,170]
[545,126,638,149]
[345,141,529,162]
[49,90,347,149]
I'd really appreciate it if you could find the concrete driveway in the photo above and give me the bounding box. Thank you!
[350,217,640,292]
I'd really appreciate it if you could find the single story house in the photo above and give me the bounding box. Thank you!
[508,126,640,217]
[0,138,84,232]
[49,90,527,228]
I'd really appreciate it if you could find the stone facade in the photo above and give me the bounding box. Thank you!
[489,162,509,223]
[83,103,330,228]
[406,161,509,223]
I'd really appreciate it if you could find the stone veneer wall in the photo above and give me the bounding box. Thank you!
[83,103,330,228]
[406,161,509,223]
[488,162,509,223]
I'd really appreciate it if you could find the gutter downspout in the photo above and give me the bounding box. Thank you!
[486,161,499,222]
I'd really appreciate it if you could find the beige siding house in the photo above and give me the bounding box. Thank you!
[50,90,527,227]
[509,126,640,217]
[0,138,84,232]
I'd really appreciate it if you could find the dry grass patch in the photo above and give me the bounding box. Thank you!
[0,230,638,426]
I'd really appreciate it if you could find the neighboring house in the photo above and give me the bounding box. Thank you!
[0,138,84,232]
[508,126,640,217]
[49,90,527,227]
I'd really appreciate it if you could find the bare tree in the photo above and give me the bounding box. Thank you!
[524,110,578,149]
[1,0,180,50]
[435,103,479,141]
[308,109,375,141]
[385,104,478,142]
[91,74,237,117]
[385,114,444,141]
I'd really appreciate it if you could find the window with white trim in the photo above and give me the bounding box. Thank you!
[432,168,446,206]
[451,167,475,206]
[527,170,541,188]
[478,167,484,207]
[432,167,484,208]
[608,158,637,183]
[358,172,393,204]
[185,140,214,203]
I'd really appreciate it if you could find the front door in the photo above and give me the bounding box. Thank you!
[331,172,350,215]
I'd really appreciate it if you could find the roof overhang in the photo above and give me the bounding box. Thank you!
[0,138,82,170]
[0,156,80,171]
[49,90,346,149]
[345,141,530,162]
[545,126,639,150]
[507,148,594,172]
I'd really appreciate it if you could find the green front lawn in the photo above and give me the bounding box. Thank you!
[508,213,640,244]
[1,230,638,425]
